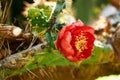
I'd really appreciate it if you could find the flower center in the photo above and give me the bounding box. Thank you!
[75,33,88,52]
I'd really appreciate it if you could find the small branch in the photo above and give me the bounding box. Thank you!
[48,0,66,30]
[45,0,66,48]
[0,42,47,69]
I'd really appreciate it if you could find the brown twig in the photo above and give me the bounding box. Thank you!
[0,42,47,69]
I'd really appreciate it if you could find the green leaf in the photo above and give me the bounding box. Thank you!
[73,0,95,24]
[2,48,73,78]
[28,48,73,66]
[28,7,48,27]
[46,32,55,49]
[27,7,48,36]
[28,7,41,19]
[37,5,53,20]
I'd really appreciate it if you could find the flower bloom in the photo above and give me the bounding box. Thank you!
[55,20,95,62]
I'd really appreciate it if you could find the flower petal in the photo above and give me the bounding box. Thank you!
[66,20,84,31]
[61,31,74,56]
[58,26,66,39]
[81,32,95,58]
[55,39,61,50]
[71,26,94,35]
[55,26,67,50]
[81,26,94,34]
[72,20,84,27]
[75,32,95,60]
[66,55,80,62]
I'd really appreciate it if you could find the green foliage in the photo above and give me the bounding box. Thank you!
[81,41,111,64]
[73,0,108,24]
[2,48,73,79]
[27,0,66,48]
[25,48,73,67]
[45,0,66,48]
[96,0,108,7]
[73,0,95,24]
[37,5,53,20]
[27,7,49,36]
[28,7,48,27]
[46,32,55,49]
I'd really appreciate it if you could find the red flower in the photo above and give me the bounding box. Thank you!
[55,20,95,62]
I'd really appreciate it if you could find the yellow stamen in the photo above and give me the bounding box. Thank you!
[75,33,88,52]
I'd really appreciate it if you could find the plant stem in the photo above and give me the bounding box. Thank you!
[48,0,66,30]
[0,42,47,69]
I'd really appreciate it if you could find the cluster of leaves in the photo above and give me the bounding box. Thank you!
[27,0,66,49]
[0,48,73,79]
[28,7,48,34]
